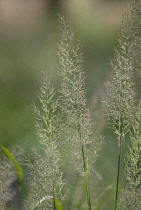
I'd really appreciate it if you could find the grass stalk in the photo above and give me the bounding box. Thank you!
[53,184,56,210]
[77,118,92,209]
[86,174,91,210]
[81,145,92,210]
[114,130,122,210]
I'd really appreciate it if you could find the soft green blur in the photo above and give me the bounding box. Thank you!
[0,0,128,209]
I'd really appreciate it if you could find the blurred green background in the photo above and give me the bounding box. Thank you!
[0,0,128,209]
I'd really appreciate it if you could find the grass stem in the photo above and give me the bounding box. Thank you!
[114,134,122,210]
[53,184,56,210]
[81,146,92,210]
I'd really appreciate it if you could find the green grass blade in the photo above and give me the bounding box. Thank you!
[0,146,24,185]
[95,185,112,210]
[55,198,63,210]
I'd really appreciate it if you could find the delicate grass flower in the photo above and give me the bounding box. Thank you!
[58,15,100,175]
[58,16,101,209]
[119,100,141,210]
[26,73,64,209]
[103,0,141,209]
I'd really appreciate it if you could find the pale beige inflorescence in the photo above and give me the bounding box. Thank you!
[26,73,64,209]
[58,16,101,176]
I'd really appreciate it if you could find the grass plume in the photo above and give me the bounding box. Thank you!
[26,73,64,209]
[58,16,101,209]
[0,1,141,209]
[104,0,141,209]
[119,99,141,210]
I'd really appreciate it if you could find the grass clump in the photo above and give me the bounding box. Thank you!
[0,0,141,209]
[25,16,101,210]
[103,0,141,209]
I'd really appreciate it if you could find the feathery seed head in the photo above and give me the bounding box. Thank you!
[58,16,101,175]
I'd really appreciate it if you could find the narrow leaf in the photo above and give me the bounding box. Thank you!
[0,146,24,185]
[55,198,63,210]
[96,185,112,210]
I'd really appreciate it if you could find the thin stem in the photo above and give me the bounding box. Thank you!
[77,116,92,210]
[81,146,92,210]
[53,183,56,210]
[114,134,122,210]
[81,146,86,173]
[86,174,92,210]
[52,157,56,210]
[114,149,121,210]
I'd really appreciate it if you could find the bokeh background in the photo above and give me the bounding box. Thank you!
[0,0,128,209]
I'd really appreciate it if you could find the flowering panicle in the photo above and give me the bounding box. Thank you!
[58,16,99,176]
[26,73,64,209]
[119,100,141,210]
[103,1,141,209]
[104,0,141,137]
